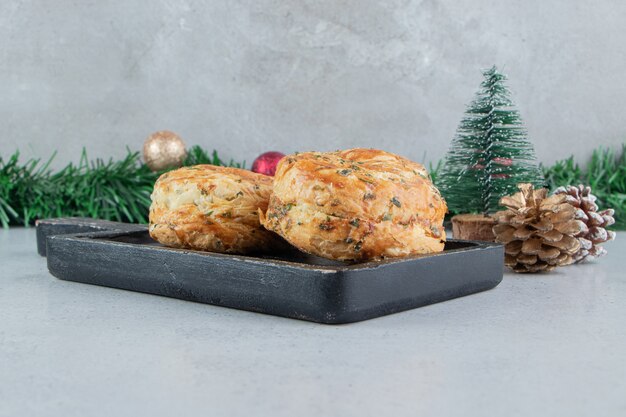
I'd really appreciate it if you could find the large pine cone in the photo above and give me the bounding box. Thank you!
[553,185,616,262]
[493,183,587,273]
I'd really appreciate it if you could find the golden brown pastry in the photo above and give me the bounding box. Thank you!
[260,149,447,261]
[149,165,285,254]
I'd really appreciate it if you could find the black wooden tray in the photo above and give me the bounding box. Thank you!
[37,218,504,324]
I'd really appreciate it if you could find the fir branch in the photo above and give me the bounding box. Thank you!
[184,146,245,169]
[543,145,626,229]
[428,159,443,185]
[0,147,243,228]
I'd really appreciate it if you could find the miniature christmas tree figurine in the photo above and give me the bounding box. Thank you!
[440,66,545,240]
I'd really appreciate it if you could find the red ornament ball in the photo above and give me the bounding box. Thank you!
[251,151,285,176]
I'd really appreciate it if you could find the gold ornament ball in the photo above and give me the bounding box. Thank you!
[143,131,188,171]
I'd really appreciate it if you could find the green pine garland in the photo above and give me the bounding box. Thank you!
[0,146,244,228]
[439,66,544,215]
[543,145,626,229]
[1,142,623,230]
[431,144,625,230]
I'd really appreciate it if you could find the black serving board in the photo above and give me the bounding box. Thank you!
[37,218,504,324]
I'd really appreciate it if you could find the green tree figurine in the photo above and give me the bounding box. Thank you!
[439,66,544,216]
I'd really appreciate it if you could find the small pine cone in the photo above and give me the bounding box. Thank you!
[553,184,616,262]
[492,183,587,273]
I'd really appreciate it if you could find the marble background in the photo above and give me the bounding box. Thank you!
[1,0,625,168]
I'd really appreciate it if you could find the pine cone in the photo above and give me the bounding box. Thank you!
[553,185,616,262]
[492,183,587,273]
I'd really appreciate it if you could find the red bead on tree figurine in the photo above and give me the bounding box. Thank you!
[251,151,285,176]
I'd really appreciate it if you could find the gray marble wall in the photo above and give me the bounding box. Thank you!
[1,0,624,168]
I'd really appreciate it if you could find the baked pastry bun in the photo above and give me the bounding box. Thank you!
[149,165,285,254]
[260,149,447,261]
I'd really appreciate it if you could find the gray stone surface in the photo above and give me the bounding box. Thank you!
[1,227,624,416]
[1,0,625,168]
